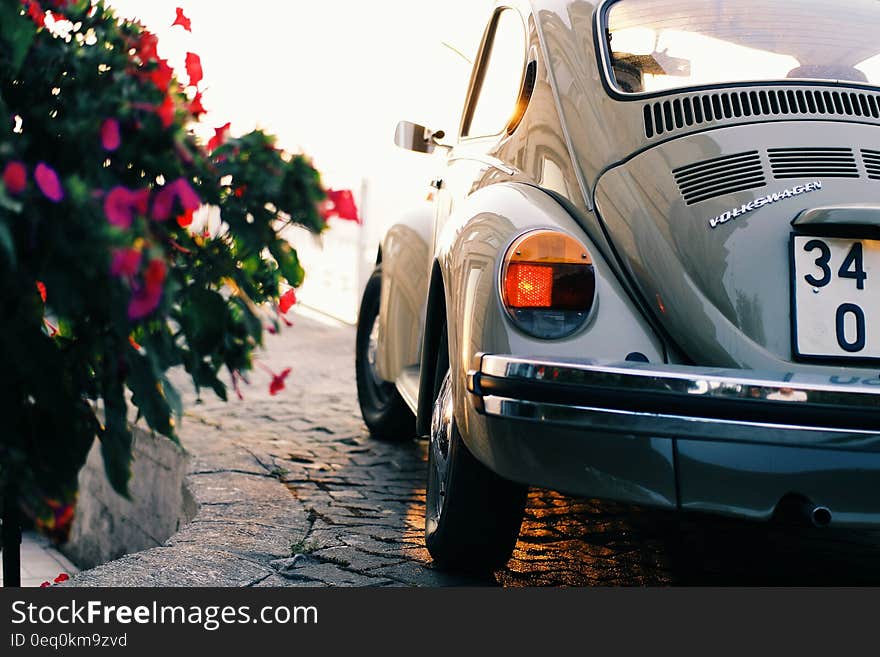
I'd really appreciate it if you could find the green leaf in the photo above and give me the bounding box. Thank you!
[0,4,35,76]
[0,222,15,268]
[269,240,305,287]
[126,352,175,440]
[100,401,133,499]
[188,358,228,401]
[181,288,228,354]
[162,375,183,425]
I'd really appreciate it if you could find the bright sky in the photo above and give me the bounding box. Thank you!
[107,0,492,227]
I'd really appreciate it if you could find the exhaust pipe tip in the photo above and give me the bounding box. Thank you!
[773,494,833,528]
[811,506,833,529]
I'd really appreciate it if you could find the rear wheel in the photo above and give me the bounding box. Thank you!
[355,267,415,441]
[425,324,527,573]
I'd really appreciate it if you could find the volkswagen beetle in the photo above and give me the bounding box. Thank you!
[355,0,880,572]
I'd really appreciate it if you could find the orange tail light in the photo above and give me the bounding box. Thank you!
[501,230,596,338]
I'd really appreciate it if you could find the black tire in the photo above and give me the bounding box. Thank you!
[355,267,415,441]
[425,324,527,573]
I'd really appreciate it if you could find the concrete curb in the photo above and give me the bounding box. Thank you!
[69,418,312,588]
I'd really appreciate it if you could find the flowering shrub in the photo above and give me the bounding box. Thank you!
[0,1,353,537]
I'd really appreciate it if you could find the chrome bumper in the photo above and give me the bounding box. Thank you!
[467,355,880,451]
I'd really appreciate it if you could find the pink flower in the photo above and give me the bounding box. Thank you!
[279,289,297,314]
[101,119,121,152]
[2,161,27,195]
[151,178,201,222]
[128,259,167,320]
[111,248,142,277]
[105,186,150,229]
[172,7,192,31]
[175,178,200,212]
[34,163,63,202]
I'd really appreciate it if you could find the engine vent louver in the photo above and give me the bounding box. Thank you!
[644,88,880,139]
[673,151,766,205]
[863,150,880,180]
[768,148,859,179]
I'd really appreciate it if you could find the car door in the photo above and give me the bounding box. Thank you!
[433,7,529,247]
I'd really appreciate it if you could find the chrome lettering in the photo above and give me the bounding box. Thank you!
[708,181,823,229]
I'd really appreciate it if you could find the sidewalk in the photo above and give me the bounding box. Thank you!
[0,531,79,587]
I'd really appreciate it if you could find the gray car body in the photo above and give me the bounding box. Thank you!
[374,0,880,526]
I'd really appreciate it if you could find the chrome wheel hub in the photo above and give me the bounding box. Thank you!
[366,314,384,388]
[429,371,454,517]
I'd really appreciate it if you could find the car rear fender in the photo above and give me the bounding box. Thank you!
[422,181,666,446]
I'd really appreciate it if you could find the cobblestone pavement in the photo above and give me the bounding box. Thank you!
[100,309,880,587]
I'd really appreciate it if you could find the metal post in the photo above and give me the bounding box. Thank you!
[1,484,21,588]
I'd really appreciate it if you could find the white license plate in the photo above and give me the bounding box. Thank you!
[792,235,880,361]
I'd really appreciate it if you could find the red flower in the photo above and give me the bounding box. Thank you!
[177,209,194,228]
[34,163,63,202]
[189,92,206,117]
[36,498,76,542]
[269,368,292,396]
[151,178,201,222]
[322,189,360,223]
[53,573,69,584]
[111,248,142,277]
[36,281,47,303]
[105,186,150,229]
[172,7,192,32]
[157,96,176,129]
[207,122,231,152]
[279,289,297,314]
[129,335,142,351]
[149,59,174,93]
[185,52,203,87]
[25,1,45,27]
[101,118,121,152]
[2,161,27,195]
[40,582,51,589]
[128,259,167,320]
[136,32,159,63]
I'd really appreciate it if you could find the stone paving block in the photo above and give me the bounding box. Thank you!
[68,313,880,588]
[72,546,273,587]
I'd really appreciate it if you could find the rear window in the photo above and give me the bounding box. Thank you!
[602,0,880,95]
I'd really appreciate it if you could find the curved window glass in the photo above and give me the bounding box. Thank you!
[603,0,880,95]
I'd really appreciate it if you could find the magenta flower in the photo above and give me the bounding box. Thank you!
[151,178,201,222]
[128,259,167,320]
[111,248,142,277]
[34,163,63,202]
[2,161,27,195]
[101,119,121,152]
[105,186,150,229]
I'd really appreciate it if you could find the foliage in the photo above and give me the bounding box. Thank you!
[0,0,333,537]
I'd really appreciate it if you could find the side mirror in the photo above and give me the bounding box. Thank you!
[394,121,447,154]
